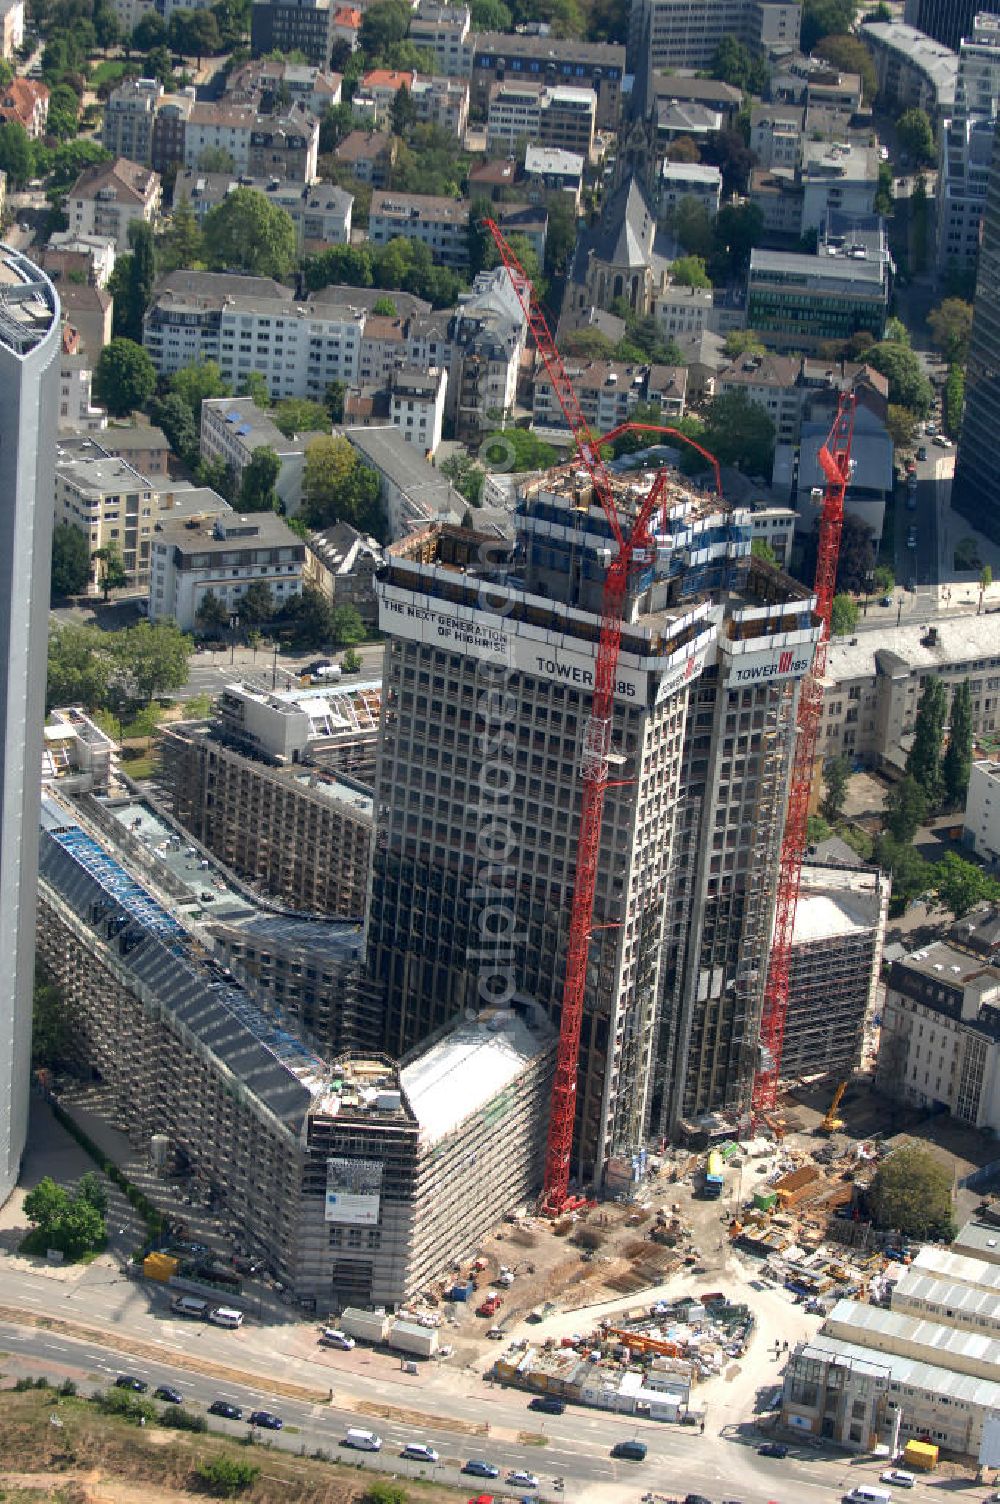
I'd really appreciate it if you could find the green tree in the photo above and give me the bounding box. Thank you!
[906,676,948,806]
[710,35,769,94]
[359,0,410,55]
[942,679,973,805]
[169,6,222,59]
[873,564,895,593]
[724,330,766,361]
[110,620,191,705]
[750,538,777,565]
[47,81,81,139]
[885,404,918,450]
[670,196,715,260]
[865,340,933,416]
[480,428,559,473]
[933,851,1000,917]
[360,1484,408,1504]
[115,218,157,343]
[944,362,965,440]
[77,1171,109,1217]
[670,254,711,289]
[277,582,331,647]
[195,589,229,637]
[273,397,329,438]
[236,580,274,628]
[93,338,157,417]
[807,813,833,845]
[0,121,33,188]
[330,603,365,645]
[23,1176,107,1260]
[897,107,935,166]
[50,522,91,599]
[197,144,235,172]
[928,298,973,363]
[238,370,270,407]
[710,201,763,278]
[835,513,876,594]
[469,0,511,23]
[132,10,167,46]
[151,391,200,466]
[390,81,415,137]
[822,754,851,821]
[440,451,485,506]
[170,358,230,417]
[342,646,362,672]
[801,0,855,50]
[160,193,203,274]
[32,968,69,1072]
[699,390,775,475]
[544,192,578,277]
[830,593,859,636]
[884,773,928,844]
[195,1455,261,1496]
[93,542,128,601]
[325,379,347,423]
[47,624,112,712]
[814,32,876,100]
[239,447,281,512]
[371,295,397,316]
[869,1145,954,1239]
[301,435,384,533]
[202,187,296,279]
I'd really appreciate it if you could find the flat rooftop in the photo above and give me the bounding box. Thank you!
[222,679,382,733]
[290,768,373,817]
[797,1334,1000,1407]
[792,890,877,945]
[99,797,256,923]
[401,1008,553,1145]
[0,245,60,356]
[911,1243,1000,1293]
[897,939,994,984]
[824,611,1000,684]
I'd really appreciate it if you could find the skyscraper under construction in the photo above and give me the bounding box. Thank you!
[366,462,820,1184]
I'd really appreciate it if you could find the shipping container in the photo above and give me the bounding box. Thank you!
[389,1319,439,1358]
[903,1440,938,1471]
[341,1307,390,1343]
[144,1252,179,1282]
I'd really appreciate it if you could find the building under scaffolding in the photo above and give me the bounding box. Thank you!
[35,794,552,1308]
[780,839,889,1082]
[367,457,821,1184]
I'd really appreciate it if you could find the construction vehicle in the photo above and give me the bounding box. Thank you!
[818,1079,848,1135]
[485,219,723,1217]
[751,393,856,1116]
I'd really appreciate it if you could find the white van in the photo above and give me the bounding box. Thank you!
[344,1428,382,1451]
[171,1295,209,1318]
[844,1487,892,1504]
[208,1306,244,1328]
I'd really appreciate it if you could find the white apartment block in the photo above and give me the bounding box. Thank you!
[102,77,162,164]
[800,141,878,236]
[144,274,365,399]
[408,0,471,75]
[368,192,470,270]
[877,938,1000,1127]
[486,80,596,157]
[750,103,804,170]
[410,75,469,138]
[59,355,107,433]
[653,281,713,339]
[200,396,311,515]
[820,616,1000,769]
[0,0,24,58]
[173,170,351,246]
[66,157,161,253]
[937,13,1000,275]
[54,452,156,590]
[716,353,805,446]
[150,513,305,631]
[389,366,447,456]
[658,161,723,221]
[964,759,1000,865]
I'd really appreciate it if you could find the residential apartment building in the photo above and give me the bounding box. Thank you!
[44,234,117,290]
[486,81,596,157]
[533,358,687,434]
[800,141,878,235]
[182,102,319,181]
[0,0,24,58]
[149,512,305,630]
[523,145,585,205]
[367,480,819,1179]
[333,129,396,187]
[0,77,48,138]
[819,615,1000,768]
[158,721,373,915]
[305,521,381,623]
[963,759,1000,864]
[877,935,1000,1126]
[954,115,1000,537]
[250,0,333,66]
[468,32,624,130]
[410,74,469,137]
[716,353,805,446]
[66,157,161,253]
[654,281,714,339]
[750,103,804,170]
[54,452,156,590]
[905,0,982,50]
[408,0,471,76]
[658,161,723,221]
[173,170,351,246]
[102,77,162,163]
[0,247,60,1204]
[150,91,195,174]
[225,57,342,115]
[747,247,889,350]
[368,191,470,270]
[388,366,447,455]
[628,0,800,110]
[200,396,312,514]
[862,20,958,120]
[937,15,1000,277]
[143,272,366,399]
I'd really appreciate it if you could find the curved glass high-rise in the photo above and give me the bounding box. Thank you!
[0,246,60,1204]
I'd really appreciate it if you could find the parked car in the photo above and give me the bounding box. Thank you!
[507,1471,539,1488]
[462,1460,500,1478]
[319,1328,355,1349]
[115,1375,148,1392]
[208,1400,243,1420]
[529,1396,565,1415]
[934,434,953,448]
[917,445,928,461]
[401,1442,439,1462]
[249,1411,282,1430]
[881,1469,916,1487]
[154,1386,183,1404]
[758,1441,788,1458]
[925,420,938,435]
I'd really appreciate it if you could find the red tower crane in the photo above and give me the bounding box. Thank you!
[751,392,856,1115]
[484,221,722,1214]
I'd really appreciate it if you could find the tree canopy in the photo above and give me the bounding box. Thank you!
[92,338,157,417]
[897,107,935,166]
[51,522,91,600]
[864,340,933,416]
[933,851,1000,917]
[670,255,711,289]
[928,298,973,363]
[301,436,385,536]
[23,1175,107,1260]
[202,188,297,279]
[868,1145,954,1241]
[943,679,973,805]
[813,32,876,100]
[47,621,191,714]
[698,390,775,475]
[906,676,948,806]
[239,447,281,512]
[801,0,856,51]
[830,593,859,636]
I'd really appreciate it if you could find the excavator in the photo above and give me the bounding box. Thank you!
[817,1080,848,1135]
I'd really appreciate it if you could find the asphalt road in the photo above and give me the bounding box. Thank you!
[0,1315,965,1504]
[181,641,385,702]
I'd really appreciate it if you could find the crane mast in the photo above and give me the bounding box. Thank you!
[484,221,721,1213]
[751,392,856,1114]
